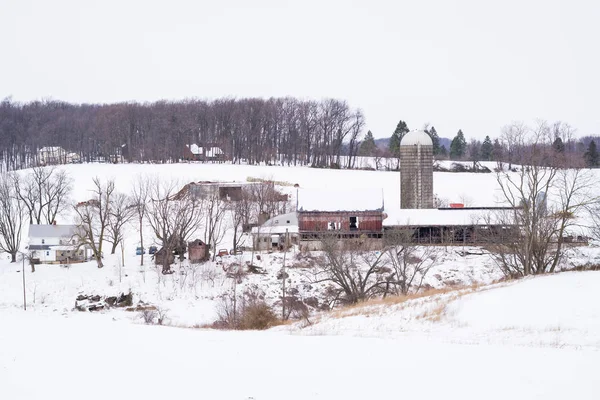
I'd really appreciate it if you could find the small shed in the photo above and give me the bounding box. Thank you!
[188,239,208,263]
[154,247,175,266]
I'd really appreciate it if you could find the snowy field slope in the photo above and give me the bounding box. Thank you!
[1,163,600,399]
[281,271,600,350]
[1,272,599,400]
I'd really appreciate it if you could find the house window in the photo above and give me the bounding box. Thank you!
[286,220,290,224]
[46,251,50,256]
[41,239,45,244]
[349,216,358,230]
[59,239,63,245]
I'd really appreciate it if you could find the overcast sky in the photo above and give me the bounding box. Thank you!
[1,0,598,140]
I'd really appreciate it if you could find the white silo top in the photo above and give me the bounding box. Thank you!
[400,130,433,146]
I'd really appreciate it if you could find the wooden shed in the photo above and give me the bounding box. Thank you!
[188,239,209,263]
[154,247,175,266]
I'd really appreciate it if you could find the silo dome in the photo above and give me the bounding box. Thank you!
[400,130,433,146]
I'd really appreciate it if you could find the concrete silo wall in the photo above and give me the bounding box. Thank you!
[400,144,433,209]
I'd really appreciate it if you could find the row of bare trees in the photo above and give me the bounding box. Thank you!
[0,97,365,171]
[308,230,439,306]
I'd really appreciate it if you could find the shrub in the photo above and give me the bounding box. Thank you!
[239,302,279,330]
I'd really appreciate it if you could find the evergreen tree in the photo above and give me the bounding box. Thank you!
[480,135,493,161]
[552,137,565,153]
[492,138,504,161]
[389,120,409,158]
[359,130,377,156]
[585,140,599,167]
[428,126,441,155]
[449,129,467,160]
[439,145,448,158]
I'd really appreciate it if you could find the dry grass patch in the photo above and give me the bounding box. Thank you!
[310,284,485,325]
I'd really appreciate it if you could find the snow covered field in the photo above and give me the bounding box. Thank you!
[1,162,599,399]
[1,272,598,400]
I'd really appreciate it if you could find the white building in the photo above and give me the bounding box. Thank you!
[251,212,299,251]
[28,224,90,264]
[38,146,80,165]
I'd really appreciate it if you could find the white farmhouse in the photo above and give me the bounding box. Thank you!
[28,224,90,264]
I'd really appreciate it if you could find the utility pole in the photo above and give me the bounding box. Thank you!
[22,254,26,311]
[281,228,288,320]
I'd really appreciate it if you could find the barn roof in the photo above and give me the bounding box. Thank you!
[297,189,384,213]
[383,208,513,227]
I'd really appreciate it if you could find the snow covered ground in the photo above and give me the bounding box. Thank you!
[1,271,598,400]
[1,162,599,398]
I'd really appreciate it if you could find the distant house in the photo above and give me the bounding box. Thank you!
[297,189,384,251]
[183,144,226,162]
[28,224,90,264]
[38,146,80,165]
[188,239,209,263]
[252,212,299,251]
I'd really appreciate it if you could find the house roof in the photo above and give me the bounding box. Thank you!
[252,212,299,234]
[297,189,384,213]
[186,144,224,156]
[28,224,79,238]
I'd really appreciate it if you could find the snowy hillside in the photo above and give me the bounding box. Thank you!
[1,271,598,400]
[280,271,600,350]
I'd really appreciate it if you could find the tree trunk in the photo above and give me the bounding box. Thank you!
[10,252,16,263]
[139,219,144,266]
[111,241,118,255]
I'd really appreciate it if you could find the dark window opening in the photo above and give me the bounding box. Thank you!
[349,216,358,230]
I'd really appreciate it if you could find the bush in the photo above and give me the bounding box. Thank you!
[239,302,279,330]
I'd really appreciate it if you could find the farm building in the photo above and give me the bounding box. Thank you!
[28,224,91,264]
[400,130,434,209]
[183,144,226,162]
[188,239,209,263]
[383,207,520,245]
[153,247,175,266]
[297,189,384,251]
[251,212,299,251]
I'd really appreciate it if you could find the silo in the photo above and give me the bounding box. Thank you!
[400,130,434,209]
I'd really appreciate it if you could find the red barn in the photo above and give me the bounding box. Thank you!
[297,189,384,250]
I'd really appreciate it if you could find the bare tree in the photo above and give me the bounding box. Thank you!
[106,192,135,254]
[0,173,25,262]
[310,235,389,305]
[147,180,203,274]
[384,230,439,295]
[73,177,116,268]
[492,122,597,277]
[203,189,227,261]
[131,174,150,266]
[12,167,72,225]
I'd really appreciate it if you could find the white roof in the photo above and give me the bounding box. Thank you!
[29,224,79,238]
[383,208,510,227]
[297,188,383,212]
[401,130,433,146]
[187,144,224,156]
[252,212,299,234]
[187,144,201,155]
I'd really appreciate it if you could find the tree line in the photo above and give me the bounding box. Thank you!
[0,97,365,171]
[357,119,600,169]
